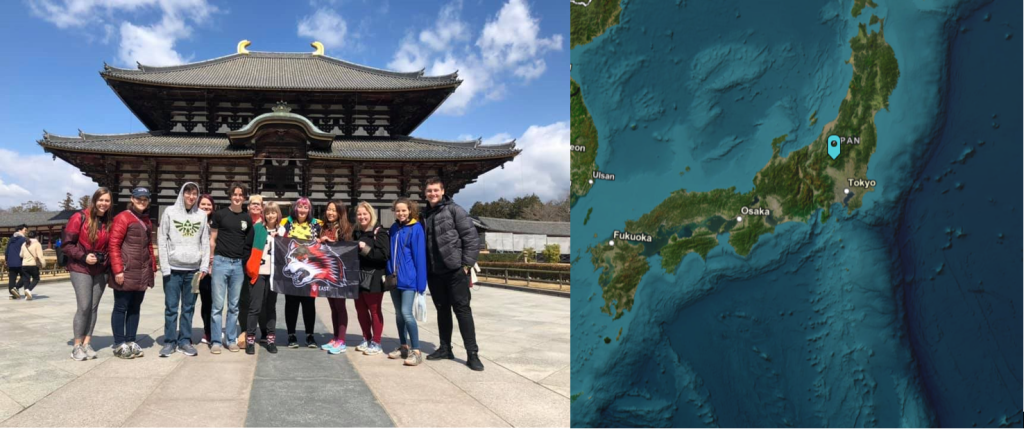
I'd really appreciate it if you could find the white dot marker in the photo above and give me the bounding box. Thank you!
[608,240,615,246]
[844,188,850,194]
[736,216,743,222]
[588,179,594,185]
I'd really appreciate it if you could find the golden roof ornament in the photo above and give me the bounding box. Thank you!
[311,41,324,56]
[237,40,251,55]
[272,101,291,113]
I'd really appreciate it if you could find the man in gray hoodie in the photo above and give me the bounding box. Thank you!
[158,182,210,357]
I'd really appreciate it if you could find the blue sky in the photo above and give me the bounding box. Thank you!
[0,0,568,209]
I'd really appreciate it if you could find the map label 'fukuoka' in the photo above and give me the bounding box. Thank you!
[741,206,771,216]
[613,230,653,243]
[593,171,616,181]
[847,178,877,189]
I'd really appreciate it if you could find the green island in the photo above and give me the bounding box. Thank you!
[571,393,582,403]
[589,4,898,318]
[590,240,648,320]
[570,0,622,49]
[583,207,594,225]
[570,79,599,207]
[808,110,818,127]
[851,0,878,18]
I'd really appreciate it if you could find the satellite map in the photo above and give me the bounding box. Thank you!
[570,0,1021,427]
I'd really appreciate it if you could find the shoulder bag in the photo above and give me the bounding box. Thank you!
[358,226,381,291]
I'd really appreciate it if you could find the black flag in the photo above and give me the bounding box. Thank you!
[272,237,361,299]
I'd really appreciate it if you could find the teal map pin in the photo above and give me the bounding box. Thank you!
[828,135,841,159]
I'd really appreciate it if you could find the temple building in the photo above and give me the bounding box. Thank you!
[38,41,519,224]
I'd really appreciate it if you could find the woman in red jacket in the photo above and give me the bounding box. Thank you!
[62,187,113,361]
[108,187,158,359]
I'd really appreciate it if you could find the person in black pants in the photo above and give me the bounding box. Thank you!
[421,177,483,371]
[17,231,46,300]
[279,197,321,348]
[196,194,216,344]
[5,225,27,299]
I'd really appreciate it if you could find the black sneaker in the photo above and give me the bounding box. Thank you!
[466,352,485,371]
[426,345,455,361]
[266,342,278,354]
[306,334,318,349]
[245,343,255,355]
[287,334,299,348]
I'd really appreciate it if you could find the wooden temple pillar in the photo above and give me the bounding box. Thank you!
[148,160,160,224]
[349,164,362,207]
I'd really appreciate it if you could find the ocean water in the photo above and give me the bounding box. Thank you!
[570,0,1020,426]
[891,0,1023,426]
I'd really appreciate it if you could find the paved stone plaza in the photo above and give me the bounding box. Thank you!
[0,279,569,427]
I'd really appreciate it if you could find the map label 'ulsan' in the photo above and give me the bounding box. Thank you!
[741,206,771,216]
[613,230,653,243]
[847,178,876,189]
[593,171,616,181]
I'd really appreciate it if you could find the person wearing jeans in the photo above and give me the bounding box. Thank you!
[386,198,427,366]
[157,182,210,358]
[209,182,252,354]
[422,177,484,371]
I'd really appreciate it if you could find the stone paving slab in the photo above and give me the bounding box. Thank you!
[0,278,568,427]
[337,287,570,427]
[244,298,392,428]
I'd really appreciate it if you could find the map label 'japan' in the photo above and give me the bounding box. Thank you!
[847,178,877,189]
[593,171,616,181]
[613,230,653,243]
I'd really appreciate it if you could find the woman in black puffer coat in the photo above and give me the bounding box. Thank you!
[351,201,390,355]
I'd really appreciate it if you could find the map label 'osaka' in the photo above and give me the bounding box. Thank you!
[741,206,771,216]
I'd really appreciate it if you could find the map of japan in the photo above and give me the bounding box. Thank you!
[570,0,1021,427]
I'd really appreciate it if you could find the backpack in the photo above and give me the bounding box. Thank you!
[57,212,84,267]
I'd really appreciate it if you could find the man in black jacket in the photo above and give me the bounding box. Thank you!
[5,225,28,299]
[421,177,484,371]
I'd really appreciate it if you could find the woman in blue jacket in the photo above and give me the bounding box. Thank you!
[386,197,427,366]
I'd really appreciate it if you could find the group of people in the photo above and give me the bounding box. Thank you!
[5,224,47,301]
[53,176,484,371]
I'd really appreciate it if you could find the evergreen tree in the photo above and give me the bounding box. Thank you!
[59,192,76,210]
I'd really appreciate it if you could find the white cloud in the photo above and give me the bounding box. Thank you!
[478,0,562,81]
[453,122,569,207]
[0,180,31,200]
[118,15,191,67]
[418,0,470,51]
[428,54,494,115]
[0,149,98,210]
[28,0,217,67]
[297,8,349,49]
[387,0,562,115]
[389,36,430,72]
